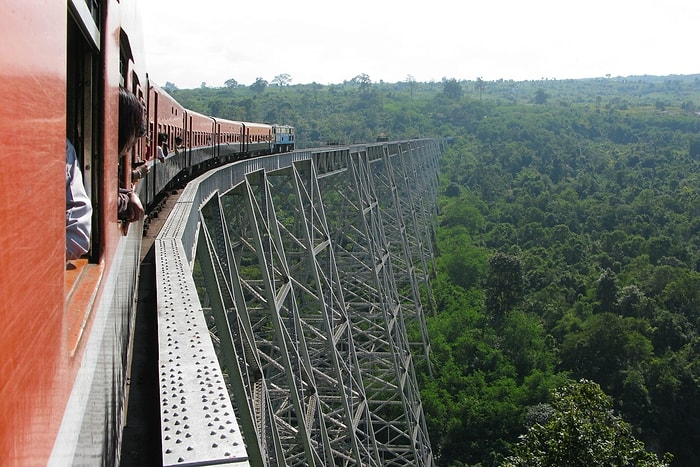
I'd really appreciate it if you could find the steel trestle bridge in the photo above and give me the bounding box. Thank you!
[154,139,442,466]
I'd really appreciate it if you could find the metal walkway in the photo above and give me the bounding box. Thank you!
[155,139,442,466]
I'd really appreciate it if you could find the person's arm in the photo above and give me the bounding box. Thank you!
[118,188,144,223]
[66,140,92,260]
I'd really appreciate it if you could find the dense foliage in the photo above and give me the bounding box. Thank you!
[171,74,700,466]
[502,379,673,467]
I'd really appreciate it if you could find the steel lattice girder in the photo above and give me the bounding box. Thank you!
[160,139,441,466]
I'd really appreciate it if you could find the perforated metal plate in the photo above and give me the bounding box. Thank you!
[156,238,249,466]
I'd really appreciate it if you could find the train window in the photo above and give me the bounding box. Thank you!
[66,0,106,353]
[131,83,147,166]
[67,2,102,263]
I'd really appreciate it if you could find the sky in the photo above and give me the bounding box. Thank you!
[139,0,700,89]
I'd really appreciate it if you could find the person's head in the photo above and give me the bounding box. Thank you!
[175,136,183,146]
[118,88,146,156]
[158,132,168,145]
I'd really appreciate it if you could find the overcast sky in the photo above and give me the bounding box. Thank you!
[139,0,699,89]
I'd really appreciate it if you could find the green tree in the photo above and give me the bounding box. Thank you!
[208,100,221,117]
[560,313,653,394]
[534,88,548,104]
[475,77,485,101]
[405,74,416,99]
[485,252,524,322]
[443,78,463,100]
[594,267,618,313]
[271,73,292,86]
[647,235,672,264]
[502,379,673,466]
[351,73,372,92]
[250,77,268,94]
[689,137,700,159]
[502,310,554,378]
[445,183,460,197]
[438,231,488,290]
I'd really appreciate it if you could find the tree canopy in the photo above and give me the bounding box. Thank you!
[502,379,673,467]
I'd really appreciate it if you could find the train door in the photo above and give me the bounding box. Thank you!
[67,0,103,262]
[148,87,160,202]
[244,125,249,155]
[187,113,193,168]
[216,122,221,158]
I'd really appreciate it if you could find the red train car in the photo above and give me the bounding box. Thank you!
[184,108,216,149]
[241,121,274,155]
[148,81,186,158]
[0,0,149,464]
[214,117,245,155]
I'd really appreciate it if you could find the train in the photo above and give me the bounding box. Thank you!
[138,80,295,221]
[0,0,293,465]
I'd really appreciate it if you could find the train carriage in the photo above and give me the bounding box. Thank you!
[143,82,186,203]
[273,124,296,153]
[0,1,294,465]
[1,0,150,464]
[213,117,245,158]
[148,81,186,160]
[242,121,274,156]
[183,108,216,167]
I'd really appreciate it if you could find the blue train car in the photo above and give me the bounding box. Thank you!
[272,124,295,153]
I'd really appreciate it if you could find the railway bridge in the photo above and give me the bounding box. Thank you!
[125,139,442,466]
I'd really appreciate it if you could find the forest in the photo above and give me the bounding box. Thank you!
[170,73,700,466]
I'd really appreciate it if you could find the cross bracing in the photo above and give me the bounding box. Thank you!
[156,139,441,466]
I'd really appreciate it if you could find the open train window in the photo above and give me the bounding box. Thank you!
[67,0,103,263]
[65,0,105,353]
[120,29,148,177]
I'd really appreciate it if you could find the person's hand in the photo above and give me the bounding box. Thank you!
[132,163,150,181]
[125,191,144,221]
[119,191,144,235]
